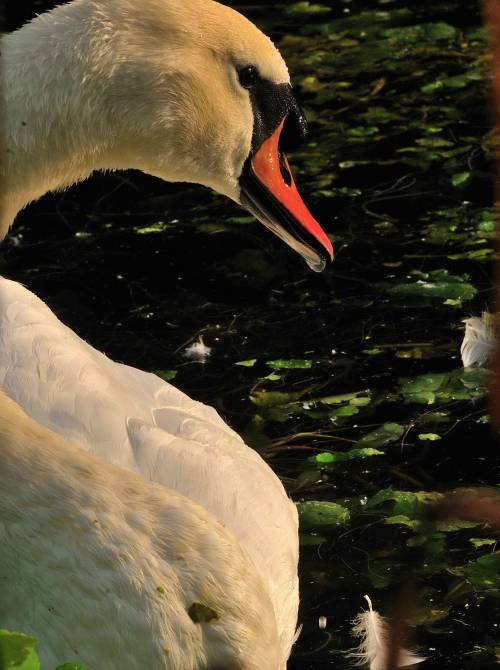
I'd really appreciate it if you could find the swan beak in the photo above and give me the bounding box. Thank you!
[239,117,333,272]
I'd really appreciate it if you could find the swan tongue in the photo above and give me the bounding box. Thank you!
[240,118,333,272]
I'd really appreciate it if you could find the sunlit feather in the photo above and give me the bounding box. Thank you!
[349,595,425,670]
[461,312,495,368]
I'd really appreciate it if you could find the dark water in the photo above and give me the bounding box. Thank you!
[3,0,500,668]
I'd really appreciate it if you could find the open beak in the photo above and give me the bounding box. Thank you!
[239,116,333,272]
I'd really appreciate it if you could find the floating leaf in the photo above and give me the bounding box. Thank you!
[366,487,397,508]
[392,491,443,517]
[225,215,254,225]
[349,125,379,137]
[286,1,331,15]
[350,396,372,407]
[56,664,85,670]
[297,501,350,529]
[407,531,446,553]
[367,489,443,518]
[235,359,257,367]
[0,630,39,670]
[436,519,478,532]
[331,404,359,417]
[264,372,281,381]
[314,391,370,405]
[309,448,383,466]
[451,171,471,186]
[356,422,404,448]
[387,269,477,302]
[266,359,313,370]
[250,390,300,408]
[418,433,441,441]
[402,369,487,405]
[134,221,170,234]
[385,514,420,530]
[382,22,457,44]
[460,553,500,589]
[154,369,177,382]
[470,538,497,548]
[313,452,335,464]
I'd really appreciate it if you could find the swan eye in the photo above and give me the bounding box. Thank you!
[238,65,259,88]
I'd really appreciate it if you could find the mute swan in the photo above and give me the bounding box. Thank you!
[0,0,327,661]
[0,389,284,670]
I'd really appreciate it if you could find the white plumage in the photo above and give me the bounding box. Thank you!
[0,389,284,670]
[0,276,299,660]
[461,313,495,368]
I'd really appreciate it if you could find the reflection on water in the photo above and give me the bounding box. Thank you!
[3,0,499,667]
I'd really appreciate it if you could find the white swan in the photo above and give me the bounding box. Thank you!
[0,389,284,670]
[0,0,335,662]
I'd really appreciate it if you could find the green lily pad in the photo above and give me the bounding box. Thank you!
[286,1,330,14]
[331,404,359,417]
[0,630,39,670]
[367,489,443,517]
[387,269,477,302]
[250,390,300,408]
[134,221,170,234]
[356,422,404,448]
[266,359,313,370]
[313,391,370,405]
[460,553,500,589]
[297,501,351,529]
[402,368,487,405]
[436,519,478,532]
[264,372,282,381]
[470,538,497,548]
[309,447,383,466]
[154,369,177,382]
[235,359,257,367]
[349,125,379,137]
[382,22,457,44]
[451,171,471,186]
[385,514,420,530]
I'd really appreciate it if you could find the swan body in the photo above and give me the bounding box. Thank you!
[0,276,299,658]
[0,389,284,669]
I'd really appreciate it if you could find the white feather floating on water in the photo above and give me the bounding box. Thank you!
[183,335,212,363]
[349,595,425,670]
[461,312,495,368]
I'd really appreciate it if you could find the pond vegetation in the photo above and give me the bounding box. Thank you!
[2,0,499,667]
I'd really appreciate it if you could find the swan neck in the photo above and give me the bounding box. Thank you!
[0,1,154,237]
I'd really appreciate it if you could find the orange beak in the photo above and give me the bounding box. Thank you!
[240,117,333,272]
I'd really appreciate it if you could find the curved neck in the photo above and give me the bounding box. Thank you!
[0,0,167,237]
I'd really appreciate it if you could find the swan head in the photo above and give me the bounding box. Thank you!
[3,0,332,270]
[103,0,333,272]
